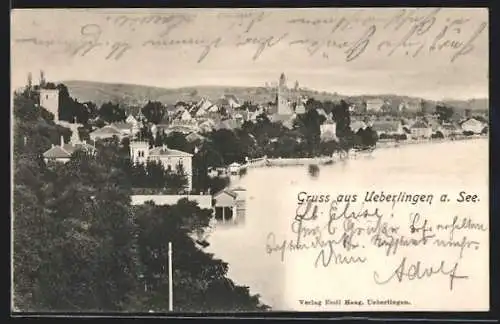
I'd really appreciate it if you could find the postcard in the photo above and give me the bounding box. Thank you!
[11,8,489,313]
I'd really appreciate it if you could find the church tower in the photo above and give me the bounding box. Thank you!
[277,73,292,115]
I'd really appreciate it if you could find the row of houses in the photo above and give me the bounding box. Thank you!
[350,117,487,139]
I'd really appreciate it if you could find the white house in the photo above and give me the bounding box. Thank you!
[460,118,485,134]
[228,162,241,176]
[371,121,404,137]
[129,141,194,192]
[410,120,432,139]
[320,120,337,141]
[213,187,246,225]
[350,120,367,133]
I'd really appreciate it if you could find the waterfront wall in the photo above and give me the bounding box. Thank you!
[131,194,213,209]
[237,135,487,171]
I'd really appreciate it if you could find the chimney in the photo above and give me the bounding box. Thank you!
[60,135,64,147]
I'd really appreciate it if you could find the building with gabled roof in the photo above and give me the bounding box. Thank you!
[43,136,96,163]
[213,187,246,225]
[460,117,485,134]
[126,114,138,125]
[410,120,432,138]
[350,120,367,133]
[439,123,463,137]
[129,141,193,192]
[186,132,205,143]
[190,98,219,117]
[89,124,123,141]
[371,120,404,136]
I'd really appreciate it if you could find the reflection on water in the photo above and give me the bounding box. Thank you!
[206,139,488,310]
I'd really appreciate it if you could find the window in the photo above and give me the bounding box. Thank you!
[224,207,233,221]
[215,207,224,221]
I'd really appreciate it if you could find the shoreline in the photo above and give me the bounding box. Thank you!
[239,135,488,171]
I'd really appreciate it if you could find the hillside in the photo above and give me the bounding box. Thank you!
[61,80,489,112]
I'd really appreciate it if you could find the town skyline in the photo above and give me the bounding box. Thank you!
[13,75,490,104]
[11,8,488,102]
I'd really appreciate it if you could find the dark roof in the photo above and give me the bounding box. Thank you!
[43,143,95,159]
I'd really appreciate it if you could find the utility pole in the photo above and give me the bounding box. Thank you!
[168,242,173,312]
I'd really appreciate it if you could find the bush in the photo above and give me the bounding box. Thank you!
[308,164,320,177]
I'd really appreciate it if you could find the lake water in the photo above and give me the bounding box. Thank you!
[206,138,489,311]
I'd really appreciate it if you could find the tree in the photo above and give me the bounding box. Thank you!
[192,144,225,192]
[208,129,246,165]
[294,108,325,154]
[13,102,270,312]
[145,160,167,189]
[165,163,189,194]
[13,138,139,311]
[13,93,72,156]
[165,132,192,153]
[435,105,454,124]
[99,102,126,123]
[331,100,352,139]
[133,200,269,312]
[142,101,166,124]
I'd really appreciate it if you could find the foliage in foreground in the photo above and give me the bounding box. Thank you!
[12,94,270,312]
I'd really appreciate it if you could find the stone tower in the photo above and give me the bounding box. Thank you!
[129,141,150,165]
[40,70,46,87]
[39,88,60,122]
[277,72,292,115]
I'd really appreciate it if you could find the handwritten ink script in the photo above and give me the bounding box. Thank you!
[12,8,488,64]
[265,189,488,309]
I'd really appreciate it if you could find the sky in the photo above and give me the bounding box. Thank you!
[11,8,489,101]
